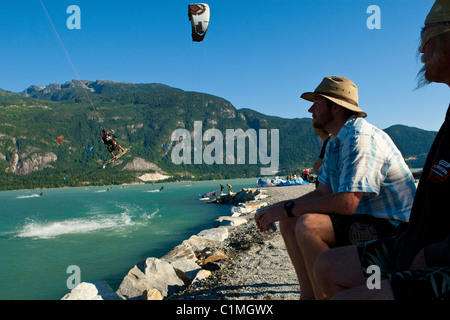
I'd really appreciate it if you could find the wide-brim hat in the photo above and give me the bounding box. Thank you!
[425,0,450,24]
[300,76,367,118]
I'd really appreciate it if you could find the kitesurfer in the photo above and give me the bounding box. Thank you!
[101,129,125,159]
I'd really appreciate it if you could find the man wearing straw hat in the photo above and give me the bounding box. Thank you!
[255,75,416,299]
[314,0,450,300]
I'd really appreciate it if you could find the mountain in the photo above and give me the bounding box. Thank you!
[384,125,435,170]
[0,80,437,190]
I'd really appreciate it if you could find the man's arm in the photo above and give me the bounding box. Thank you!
[289,183,363,217]
[255,183,363,232]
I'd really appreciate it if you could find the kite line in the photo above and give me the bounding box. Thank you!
[38,0,103,123]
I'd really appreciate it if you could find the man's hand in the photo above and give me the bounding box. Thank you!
[255,202,290,233]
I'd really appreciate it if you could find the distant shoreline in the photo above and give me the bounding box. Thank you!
[1,176,260,193]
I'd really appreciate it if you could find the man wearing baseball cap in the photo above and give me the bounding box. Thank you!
[255,75,416,299]
[314,0,450,300]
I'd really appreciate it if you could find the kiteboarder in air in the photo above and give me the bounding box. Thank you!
[101,129,126,159]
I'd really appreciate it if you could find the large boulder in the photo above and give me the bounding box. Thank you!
[197,228,229,242]
[161,243,197,262]
[214,216,247,227]
[116,257,184,300]
[168,259,203,286]
[182,235,221,254]
[61,281,121,300]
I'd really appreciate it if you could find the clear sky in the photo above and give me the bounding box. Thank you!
[0,0,447,131]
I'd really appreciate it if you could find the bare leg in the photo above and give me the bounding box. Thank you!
[314,245,366,299]
[296,214,336,299]
[279,218,314,299]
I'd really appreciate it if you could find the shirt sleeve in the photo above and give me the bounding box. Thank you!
[338,134,389,194]
[317,143,331,188]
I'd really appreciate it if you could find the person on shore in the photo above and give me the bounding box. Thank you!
[313,127,331,188]
[255,76,417,300]
[301,169,309,182]
[101,129,125,159]
[313,0,450,301]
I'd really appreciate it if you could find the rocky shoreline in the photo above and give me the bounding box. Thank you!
[61,183,316,300]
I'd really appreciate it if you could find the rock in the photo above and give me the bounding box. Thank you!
[204,262,221,271]
[182,235,220,255]
[17,152,58,175]
[214,216,247,227]
[172,268,193,287]
[196,249,230,272]
[169,259,203,286]
[203,250,229,264]
[61,281,121,300]
[231,206,251,217]
[116,265,151,300]
[116,257,184,300]
[124,157,166,172]
[142,288,164,300]
[208,189,268,205]
[137,172,171,182]
[243,201,268,211]
[234,189,251,203]
[197,228,229,242]
[161,243,197,262]
[209,194,233,204]
[191,270,212,286]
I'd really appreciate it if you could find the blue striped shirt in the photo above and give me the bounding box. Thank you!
[318,116,416,224]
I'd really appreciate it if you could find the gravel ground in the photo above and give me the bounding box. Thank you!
[169,183,316,300]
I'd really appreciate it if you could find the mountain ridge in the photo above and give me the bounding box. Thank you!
[0,80,436,190]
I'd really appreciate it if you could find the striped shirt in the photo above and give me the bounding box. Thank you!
[318,116,416,224]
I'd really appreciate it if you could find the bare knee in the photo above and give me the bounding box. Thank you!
[313,246,365,299]
[313,249,338,291]
[295,214,335,246]
[295,214,316,234]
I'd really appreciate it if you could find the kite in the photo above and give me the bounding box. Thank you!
[163,143,169,151]
[188,3,210,42]
[88,147,94,153]
[57,135,64,145]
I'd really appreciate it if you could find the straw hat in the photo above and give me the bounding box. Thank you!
[420,1,450,52]
[300,76,367,118]
[425,0,450,24]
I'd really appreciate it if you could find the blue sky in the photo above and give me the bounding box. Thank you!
[0,0,447,131]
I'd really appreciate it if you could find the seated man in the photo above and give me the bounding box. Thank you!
[255,76,416,300]
[313,0,450,301]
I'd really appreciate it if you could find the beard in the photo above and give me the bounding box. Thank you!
[416,36,446,89]
[312,114,333,131]
[416,64,432,89]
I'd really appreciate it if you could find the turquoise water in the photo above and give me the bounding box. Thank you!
[0,178,256,300]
